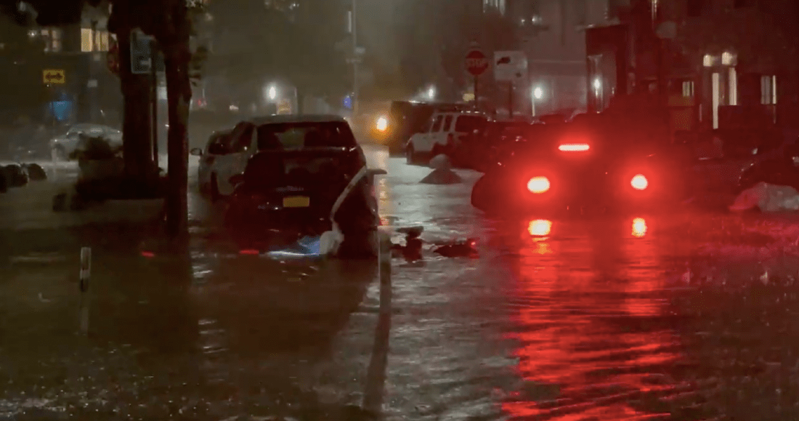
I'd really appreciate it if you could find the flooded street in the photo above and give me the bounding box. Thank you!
[2,146,799,420]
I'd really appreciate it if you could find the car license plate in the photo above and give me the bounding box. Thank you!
[283,196,310,208]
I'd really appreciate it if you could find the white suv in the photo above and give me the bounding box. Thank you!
[405,111,487,164]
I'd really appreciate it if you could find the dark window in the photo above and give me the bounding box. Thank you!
[255,121,357,149]
[430,115,444,132]
[733,0,755,8]
[442,115,453,131]
[207,132,230,155]
[454,115,488,133]
[227,124,255,153]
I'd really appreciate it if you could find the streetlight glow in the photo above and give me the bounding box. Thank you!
[427,86,436,100]
[267,85,277,101]
[533,86,543,99]
[593,78,602,90]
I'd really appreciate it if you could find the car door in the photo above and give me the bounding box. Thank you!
[417,115,444,153]
[199,132,226,188]
[216,123,255,195]
[437,115,454,148]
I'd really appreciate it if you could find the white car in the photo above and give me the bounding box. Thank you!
[405,111,487,164]
[191,114,363,201]
[50,124,122,159]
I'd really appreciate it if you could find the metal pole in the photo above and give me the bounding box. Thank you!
[150,40,158,163]
[352,0,359,116]
[474,76,479,111]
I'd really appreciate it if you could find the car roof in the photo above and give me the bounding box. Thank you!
[246,114,347,126]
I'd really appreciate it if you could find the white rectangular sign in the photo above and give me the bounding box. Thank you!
[494,51,528,83]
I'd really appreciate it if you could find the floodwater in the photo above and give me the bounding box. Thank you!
[2,146,799,420]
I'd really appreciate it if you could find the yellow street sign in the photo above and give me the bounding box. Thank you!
[43,69,65,84]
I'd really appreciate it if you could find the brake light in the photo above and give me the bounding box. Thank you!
[376,116,388,132]
[528,219,552,236]
[558,143,590,152]
[630,174,649,190]
[527,176,550,194]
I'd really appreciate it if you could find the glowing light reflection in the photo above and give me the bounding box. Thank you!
[632,218,647,238]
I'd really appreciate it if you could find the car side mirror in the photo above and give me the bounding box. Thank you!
[229,174,245,186]
[190,148,203,156]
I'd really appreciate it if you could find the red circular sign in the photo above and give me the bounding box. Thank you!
[465,49,489,77]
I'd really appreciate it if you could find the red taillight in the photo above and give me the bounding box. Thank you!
[527,176,550,194]
[630,174,649,190]
[528,219,552,236]
[558,143,590,152]
[239,249,259,255]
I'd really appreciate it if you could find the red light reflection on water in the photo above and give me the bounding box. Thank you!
[503,220,681,420]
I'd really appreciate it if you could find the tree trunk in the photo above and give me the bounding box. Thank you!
[164,54,190,239]
[117,28,157,183]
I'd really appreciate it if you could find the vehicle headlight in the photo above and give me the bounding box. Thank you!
[376,116,388,132]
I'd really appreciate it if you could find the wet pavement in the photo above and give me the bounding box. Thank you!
[2,146,799,420]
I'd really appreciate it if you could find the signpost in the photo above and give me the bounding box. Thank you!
[42,69,65,84]
[130,29,154,74]
[494,51,528,119]
[465,48,488,108]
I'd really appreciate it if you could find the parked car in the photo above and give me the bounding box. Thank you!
[190,114,366,202]
[195,129,234,197]
[381,101,474,155]
[405,111,488,165]
[687,128,786,195]
[50,124,122,160]
[223,133,385,257]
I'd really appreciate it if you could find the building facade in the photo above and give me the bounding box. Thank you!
[0,3,122,127]
[587,0,799,130]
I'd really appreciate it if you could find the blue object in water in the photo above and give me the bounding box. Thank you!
[342,95,352,110]
[266,235,322,259]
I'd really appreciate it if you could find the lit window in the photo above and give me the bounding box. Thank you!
[682,81,694,97]
[95,30,110,51]
[41,28,62,53]
[761,75,777,105]
[703,54,714,67]
[81,28,93,52]
[728,68,737,105]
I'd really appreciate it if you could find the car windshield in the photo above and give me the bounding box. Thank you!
[454,115,487,133]
[255,121,357,150]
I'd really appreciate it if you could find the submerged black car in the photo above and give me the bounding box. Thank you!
[471,116,689,215]
[225,144,384,258]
